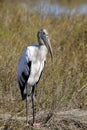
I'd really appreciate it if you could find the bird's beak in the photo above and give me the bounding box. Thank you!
[45,38,53,60]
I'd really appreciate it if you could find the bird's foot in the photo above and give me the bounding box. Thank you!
[32,123,40,127]
[26,122,40,128]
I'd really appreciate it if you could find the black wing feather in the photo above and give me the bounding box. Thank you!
[18,61,31,100]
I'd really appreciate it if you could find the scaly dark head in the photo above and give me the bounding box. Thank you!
[37,29,53,60]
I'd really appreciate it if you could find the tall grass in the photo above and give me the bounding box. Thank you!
[0,1,87,120]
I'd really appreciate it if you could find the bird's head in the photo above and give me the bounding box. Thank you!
[37,29,53,60]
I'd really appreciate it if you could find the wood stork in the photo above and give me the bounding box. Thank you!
[17,29,53,126]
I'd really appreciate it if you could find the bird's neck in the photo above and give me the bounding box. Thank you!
[39,45,48,61]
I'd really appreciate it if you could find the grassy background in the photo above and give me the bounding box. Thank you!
[0,0,87,129]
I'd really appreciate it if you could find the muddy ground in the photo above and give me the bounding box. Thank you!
[0,109,87,130]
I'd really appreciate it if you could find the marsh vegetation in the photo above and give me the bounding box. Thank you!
[0,0,87,129]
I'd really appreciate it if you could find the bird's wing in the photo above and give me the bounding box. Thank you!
[17,45,39,85]
[20,61,31,86]
[17,45,41,98]
[17,47,32,98]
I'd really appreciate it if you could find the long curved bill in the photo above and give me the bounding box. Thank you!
[45,38,53,60]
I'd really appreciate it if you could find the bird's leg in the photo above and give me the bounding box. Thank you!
[31,86,40,127]
[26,84,29,125]
[31,85,35,124]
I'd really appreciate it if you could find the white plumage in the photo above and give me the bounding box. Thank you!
[17,45,47,91]
[17,29,53,126]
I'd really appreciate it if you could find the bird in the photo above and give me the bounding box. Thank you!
[17,29,53,126]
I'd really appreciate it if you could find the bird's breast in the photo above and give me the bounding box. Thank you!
[28,61,44,86]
